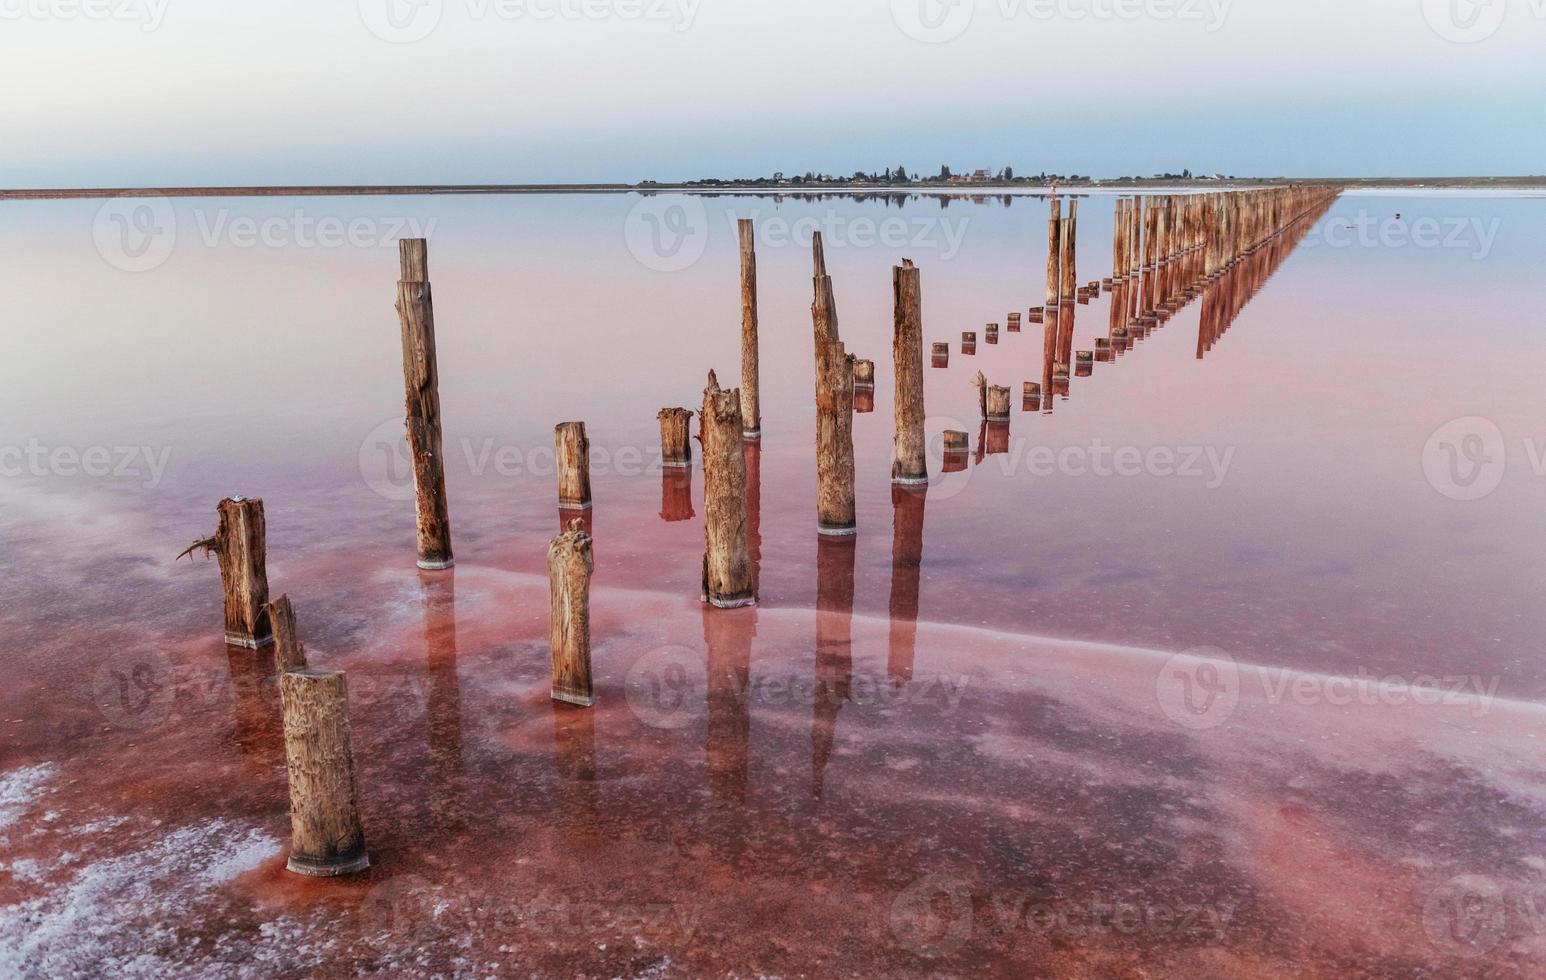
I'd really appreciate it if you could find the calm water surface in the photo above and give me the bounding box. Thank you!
[1,190,1542,977]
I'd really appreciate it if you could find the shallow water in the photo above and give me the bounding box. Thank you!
[1,190,1543,976]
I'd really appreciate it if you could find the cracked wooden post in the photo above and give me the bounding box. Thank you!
[1046,196,1062,310]
[701,372,757,608]
[548,519,595,707]
[182,496,273,649]
[396,239,453,571]
[554,421,592,512]
[852,359,875,391]
[738,218,762,438]
[811,233,857,538]
[892,260,928,486]
[658,407,693,469]
[972,371,989,420]
[986,385,1011,422]
[267,594,307,673]
[1061,198,1078,303]
[281,669,368,876]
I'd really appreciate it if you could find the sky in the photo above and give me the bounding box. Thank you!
[2,0,1543,186]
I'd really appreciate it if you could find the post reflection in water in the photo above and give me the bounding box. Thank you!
[225,643,279,765]
[659,467,695,523]
[984,420,1011,456]
[811,534,855,799]
[420,570,466,833]
[744,437,762,584]
[887,486,927,684]
[703,604,754,804]
[551,699,599,828]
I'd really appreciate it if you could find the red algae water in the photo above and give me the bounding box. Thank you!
[1,190,1544,976]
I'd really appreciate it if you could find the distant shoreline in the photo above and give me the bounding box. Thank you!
[4,176,1545,201]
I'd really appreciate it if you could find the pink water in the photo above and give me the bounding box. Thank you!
[1,190,1543,976]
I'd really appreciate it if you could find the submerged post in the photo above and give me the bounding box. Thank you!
[658,407,693,469]
[738,219,762,438]
[548,519,595,707]
[892,260,928,486]
[701,371,757,608]
[396,239,454,571]
[281,669,368,876]
[986,385,1012,422]
[554,421,592,511]
[267,594,308,673]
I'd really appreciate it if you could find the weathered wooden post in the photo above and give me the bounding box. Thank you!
[281,669,368,876]
[961,330,976,355]
[1060,198,1078,303]
[1023,381,1042,411]
[931,342,950,367]
[892,260,929,486]
[1046,196,1062,310]
[1007,312,1022,333]
[658,407,693,469]
[701,372,757,607]
[985,322,999,344]
[986,385,1011,422]
[738,219,762,438]
[396,239,454,571]
[972,371,989,420]
[180,496,273,648]
[554,421,592,512]
[852,358,876,391]
[811,233,857,538]
[266,594,308,672]
[942,430,969,472]
[548,518,595,706]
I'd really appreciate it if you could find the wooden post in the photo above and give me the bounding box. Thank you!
[1007,312,1022,333]
[658,407,693,469]
[811,233,857,538]
[548,518,595,707]
[892,261,928,486]
[738,219,762,438]
[972,371,988,420]
[1023,381,1042,411]
[701,371,757,607]
[986,385,1011,422]
[281,669,368,876]
[267,594,307,672]
[852,358,875,391]
[985,323,999,344]
[396,239,454,571]
[1061,198,1078,303]
[931,342,950,367]
[180,496,273,648]
[554,421,592,511]
[1046,197,1062,308]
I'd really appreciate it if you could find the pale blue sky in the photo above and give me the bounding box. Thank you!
[1,0,1542,186]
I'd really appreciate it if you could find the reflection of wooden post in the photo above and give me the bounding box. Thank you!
[888,485,926,684]
[554,422,592,511]
[811,233,857,537]
[701,372,757,608]
[658,408,693,469]
[660,468,695,522]
[281,669,368,876]
[704,605,753,803]
[548,519,595,707]
[738,219,762,438]
[267,594,307,672]
[396,239,453,571]
[198,497,273,649]
[892,261,928,486]
[812,535,855,799]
